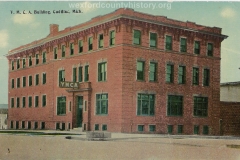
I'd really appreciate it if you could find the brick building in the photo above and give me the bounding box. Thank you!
[6,8,227,135]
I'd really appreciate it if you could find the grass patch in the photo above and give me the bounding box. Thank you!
[226,144,240,149]
[0,130,82,136]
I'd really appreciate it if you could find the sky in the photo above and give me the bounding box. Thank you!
[0,1,240,104]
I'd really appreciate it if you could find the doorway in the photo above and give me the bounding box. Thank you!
[76,96,83,127]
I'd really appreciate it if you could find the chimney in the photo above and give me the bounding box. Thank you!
[49,24,59,36]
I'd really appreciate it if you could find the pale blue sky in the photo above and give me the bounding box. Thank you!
[0,1,240,104]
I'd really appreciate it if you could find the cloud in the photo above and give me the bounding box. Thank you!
[0,30,9,48]
[13,13,34,24]
[221,7,236,18]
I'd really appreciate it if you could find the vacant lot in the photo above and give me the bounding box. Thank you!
[0,133,240,160]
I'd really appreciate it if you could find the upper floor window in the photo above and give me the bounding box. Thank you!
[28,96,32,107]
[192,67,199,85]
[133,30,141,45]
[11,61,14,70]
[150,32,157,48]
[166,64,174,83]
[203,69,210,86]
[96,93,108,115]
[22,97,26,108]
[78,66,83,82]
[35,74,39,85]
[207,43,213,56]
[78,40,83,53]
[29,75,32,86]
[84,65,89,82]
[137,94,154,116]
[70,43,74,55]
[194,97,208,117]
[59,69,65,83]
[137,61,144,81]
[180,38,187,52]
[178,66,186,84]
[165,35,172,50]
[17,59,20,69]
[11,98,14,108]
[109,30,115,46]
[73,67,77,82]
[42,95,46,107]
[29,56,32,66]
[194,41,200,54]
[62,45,65,57]
[88,37,93,51]
[43,52,46,63]
[98,62,107,82]
[17,78,20,88]
[98,34,103,48]
[23,76,26,87]
[36,54,39,65]
[54,48,58,59]
[149,62,157,82]
[42,73,46,84]
[22,59,26,68]
[11,79,14,88]
[17,97,20,108]
[35,96,39,107]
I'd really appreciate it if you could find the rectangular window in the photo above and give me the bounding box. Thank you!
[17,78,20,88]
[22,121,25,129]
[36,54,39,65]
[57,96,66,115]
[12,61,14,70]
[70,43,74,55]
[88,37,93,51]
[22,97,26,108]
[149,62,157,82]
[98,34,103,48]
[203,69,210,86]
[42,95,46,107]
[78,40,83,53]
[43,52,46,63]
[17,59,20,69]
[34,122,38,129]
[41,122,45,129]
[178,66,186,84]
[35,96,39,107]
[22,59,26,68]
[78,66,83,82]
[16,121,19,129]
[194,125,199,134]
[110,30,115,46]
[168,125,173,134]
[207,43,213,56]
[192,67,199,85]
[133,30,141,45]
[150,32,157,48]
[165,35,172,50]
[35,74,39,86]
[11,98,14,108]
[96,93,108,115]
[28,121,31,129]
[167,95,183,116]
[62,45,65,57]
[29,75,32,86]
[29,56,32,66]
[42,73,46,84]
[23,76,26,87]
[166,64,174,83]
[194,97,208,117]
[56,123,60,130]
[138,125,144,132]
[180,38,187,52]
[98,62,107,82]
[95,124,99,131]
[102,124,107,131]
[73,67,77,82]
[137,94,154,116]
[149,125,156,132]
[84,65,89,82]
[17,97,20,108]
[194,41,200,54]
[59,70,65,83]
[10,121,13,129]
[28,96,32,107]
[203,125,209,135]
[137,61,144,81]
[11,79,14,88]
[178,125,183,134]
[54,48,57,59]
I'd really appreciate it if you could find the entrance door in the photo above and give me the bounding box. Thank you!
[76,96,83,127]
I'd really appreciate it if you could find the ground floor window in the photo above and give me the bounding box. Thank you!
[203,125,209,135]
[178,125,183,134]
[138,125,144,132]
[22,121,25,129]
[137,94,155,116]
[194,125,199,134]
[168,125,173,134]
[57,96,66,115]
[149,125,156,132]
[102,124,107,131]
[95,124,99,130]
[34,122,38,129]
[194,97,208,117]
[28,122,31,129]
[96,94,108,115]
[41,122,45,129]
[167,95,183,116]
